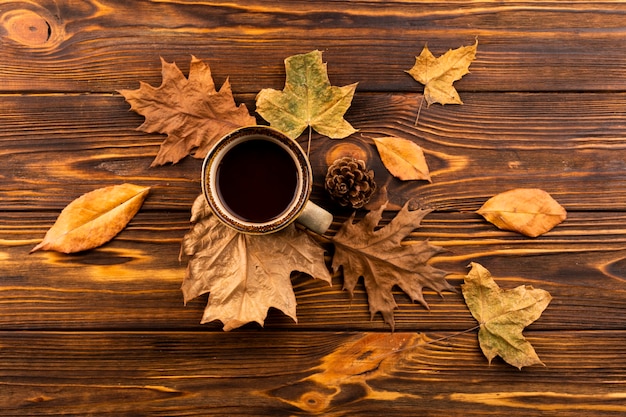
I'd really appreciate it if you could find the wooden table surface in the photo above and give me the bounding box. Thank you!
[2,1,626,415]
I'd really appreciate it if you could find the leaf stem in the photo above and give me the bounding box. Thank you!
[306,125,312,157]
[414,95,424,126]
[369,325,481,363]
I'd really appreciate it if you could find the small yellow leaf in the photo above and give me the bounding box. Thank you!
[373,136,431,182]
[31,183,150,254]
[407,39,478,106]
[477,188,566,237]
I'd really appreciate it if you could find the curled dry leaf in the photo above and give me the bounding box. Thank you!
[407,39,478,106]
[373,136,431,182]
[181,195,331,331]
[119,56,256,166]
[332,202,454,329]
[477,188,567,237]
[30,183,150,254]
[462,262,552,369]
[256,50,358,140]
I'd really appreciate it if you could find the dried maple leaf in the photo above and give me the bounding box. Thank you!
[181,195,331,331]
[331,202,454,329]
[256,50,358,140]
[462,262,552,369]
[373,136,432,182]
[407,39,478,106]
[31,183,149,254]
[477,188,567,237]
[119,56,256,166]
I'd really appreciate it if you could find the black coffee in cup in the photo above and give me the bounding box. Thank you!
[216,139,298,223]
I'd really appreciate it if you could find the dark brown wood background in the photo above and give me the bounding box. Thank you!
[2,1,626,415]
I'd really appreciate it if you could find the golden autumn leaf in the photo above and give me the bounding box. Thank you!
[119,56,256,166]
[407,39,478,106]
[30,183,150,254]
[332,202,454,329]
[256,50,358,140]
[181,195,331,331]
[462,262,552,369]
[477,188,567,237]
[373,136,431,182]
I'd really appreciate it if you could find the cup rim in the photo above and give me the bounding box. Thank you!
[201,125,313,234]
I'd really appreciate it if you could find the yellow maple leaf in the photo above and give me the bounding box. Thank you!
[256,50,358,140]
[407,40,478,106]
[462,262,552,369]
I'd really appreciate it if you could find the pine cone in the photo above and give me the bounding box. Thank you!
[325,157,376,208]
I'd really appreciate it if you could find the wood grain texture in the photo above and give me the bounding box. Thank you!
[1,0,626,415]
[3,92,626,211]
[2,209,626,331]
[0,331,625,416]
[3,1,626,93]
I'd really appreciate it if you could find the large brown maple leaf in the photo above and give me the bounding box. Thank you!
[332,202,454,329]
[120,56,256,166]
[181,195,331,331]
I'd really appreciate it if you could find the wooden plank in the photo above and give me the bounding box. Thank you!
[2,210,625,331]
[3,1,626,93]
[1,330,625,416]
[2,92,626,211]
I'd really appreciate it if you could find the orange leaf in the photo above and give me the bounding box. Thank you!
[477,188,567,237]
[119,56,256,166]
[373,136,431,182]
[31,184,150,254]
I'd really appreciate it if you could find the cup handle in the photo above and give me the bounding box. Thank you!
[296,201,333,235]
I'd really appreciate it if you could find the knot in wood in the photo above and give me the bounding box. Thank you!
[1,9,54,46]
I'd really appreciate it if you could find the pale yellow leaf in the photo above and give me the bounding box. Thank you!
[462,262,552,369]
[373,136,431,182]
[407,40,478,106]
[477,188,567,237]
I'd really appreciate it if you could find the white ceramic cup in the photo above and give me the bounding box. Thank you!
[202,126,333,235]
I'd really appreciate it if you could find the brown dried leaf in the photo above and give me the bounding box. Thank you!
[373,136,431,182]
[119,56,256,166]
[407,40,477,106]
[30,183,150,254]
[332,202,454,329]
[181,195,331,331]
[477,188,567,237]
[462,262,552,369]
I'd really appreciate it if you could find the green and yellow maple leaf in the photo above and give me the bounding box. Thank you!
[462,262,552,369]
[256,50,358,140]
